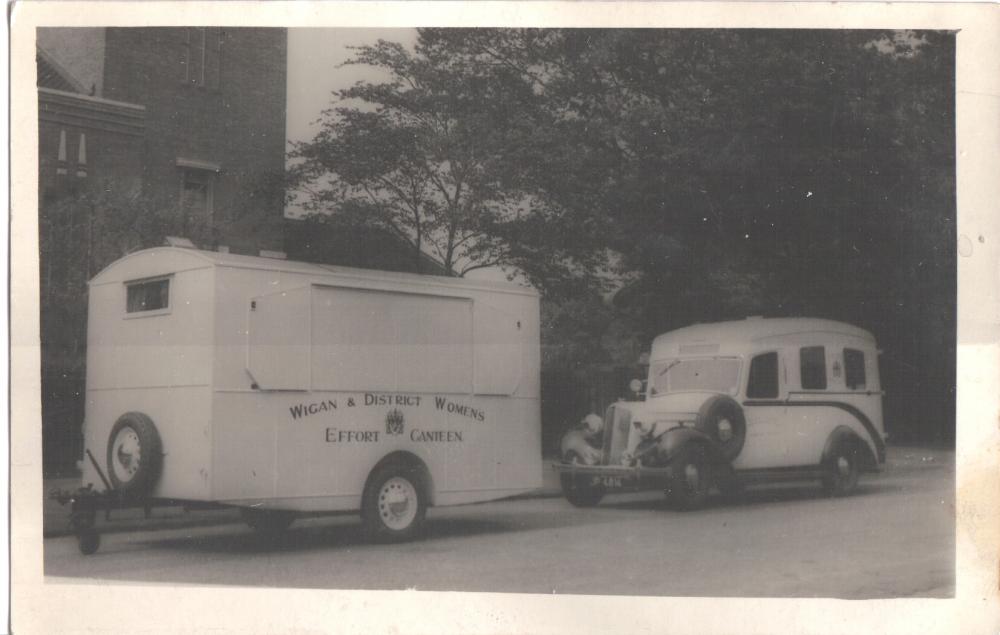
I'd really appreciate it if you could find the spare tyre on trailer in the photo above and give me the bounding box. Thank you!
[106,412,163,497]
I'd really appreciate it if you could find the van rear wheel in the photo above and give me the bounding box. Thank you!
[822,444,860,496]
[362,463,427,543]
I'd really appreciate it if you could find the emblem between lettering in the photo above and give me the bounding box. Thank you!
[385,408,405,436]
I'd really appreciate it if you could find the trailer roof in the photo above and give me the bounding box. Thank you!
[90,247,538,296]
[651,317,875,354]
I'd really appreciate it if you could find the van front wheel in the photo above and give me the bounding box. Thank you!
[362,463,427,543]
[665,444,711,510]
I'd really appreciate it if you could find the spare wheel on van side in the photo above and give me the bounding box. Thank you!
[695,395,746,461]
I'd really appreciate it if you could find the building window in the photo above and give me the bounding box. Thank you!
[180,167,215,217]
[844,348,867,390]
[182,28,220,88]
[746,352,779,399]
[76,133,87,178]
[800,346,827,390]
[126,278,170,313]
[56,129,68,175]
[184,28,206,85]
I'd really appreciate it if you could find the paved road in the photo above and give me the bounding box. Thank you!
[44,459,953,598]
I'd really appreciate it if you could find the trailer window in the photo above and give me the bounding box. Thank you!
[746,352,779,399]
[844,348,866,390]
[799,346,827,390]
[125,278,169,313]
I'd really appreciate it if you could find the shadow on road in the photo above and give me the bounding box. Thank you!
[130,480,909,556]
[136,509,619,556]
[601,480,901,512]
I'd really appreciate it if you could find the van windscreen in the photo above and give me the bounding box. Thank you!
[650,358,740,395]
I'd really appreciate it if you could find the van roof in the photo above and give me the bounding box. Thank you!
[651,317,875,355]
[89,247,538,296]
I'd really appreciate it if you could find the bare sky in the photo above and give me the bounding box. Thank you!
[284,28,508,281]
[286,28,417,144]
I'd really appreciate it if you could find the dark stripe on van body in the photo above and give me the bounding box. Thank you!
[742,400,886,463]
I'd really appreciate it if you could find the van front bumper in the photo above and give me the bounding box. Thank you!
[554,461,679,486]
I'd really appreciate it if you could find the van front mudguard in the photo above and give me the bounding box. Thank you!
[652,426,729,467]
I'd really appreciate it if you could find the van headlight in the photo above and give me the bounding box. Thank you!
[632,420,652,434]
[635,420,675,435]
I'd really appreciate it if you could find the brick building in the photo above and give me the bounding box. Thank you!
[38,27,287,254]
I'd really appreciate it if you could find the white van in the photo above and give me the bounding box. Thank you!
[75,247,541,550]
[557,317,886,509]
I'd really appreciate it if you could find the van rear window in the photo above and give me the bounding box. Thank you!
[126,278,170,313]
[799,346,827,390]
[844,348,866,389]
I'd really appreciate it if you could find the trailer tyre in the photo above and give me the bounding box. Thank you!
[695,396,746,461]
[362,462,427,543]
[106,412,163,497]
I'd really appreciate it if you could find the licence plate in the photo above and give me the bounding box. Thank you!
[599,476,622,488]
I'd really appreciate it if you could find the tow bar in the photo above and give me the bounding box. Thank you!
[49,449,222,555]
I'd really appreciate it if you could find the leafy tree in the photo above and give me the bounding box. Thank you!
[288,28,953,441]
[288,39,610,294]
[415,28,956,441]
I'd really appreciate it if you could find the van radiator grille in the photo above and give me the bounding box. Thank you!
[602,405,631,465]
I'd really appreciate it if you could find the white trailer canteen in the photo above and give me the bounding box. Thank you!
[73,246,541,552]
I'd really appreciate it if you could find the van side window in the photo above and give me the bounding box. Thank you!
[844,348,866,389]
[126,278,170,313]
[746,352,779,399]
[799,346,826,390]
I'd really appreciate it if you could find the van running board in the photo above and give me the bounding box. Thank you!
[735,466,827,484]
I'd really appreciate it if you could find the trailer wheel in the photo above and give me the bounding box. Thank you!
[695,396,746,461]
[106,412,163,497]
[560,451,605,508]
[362,462,427,543]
